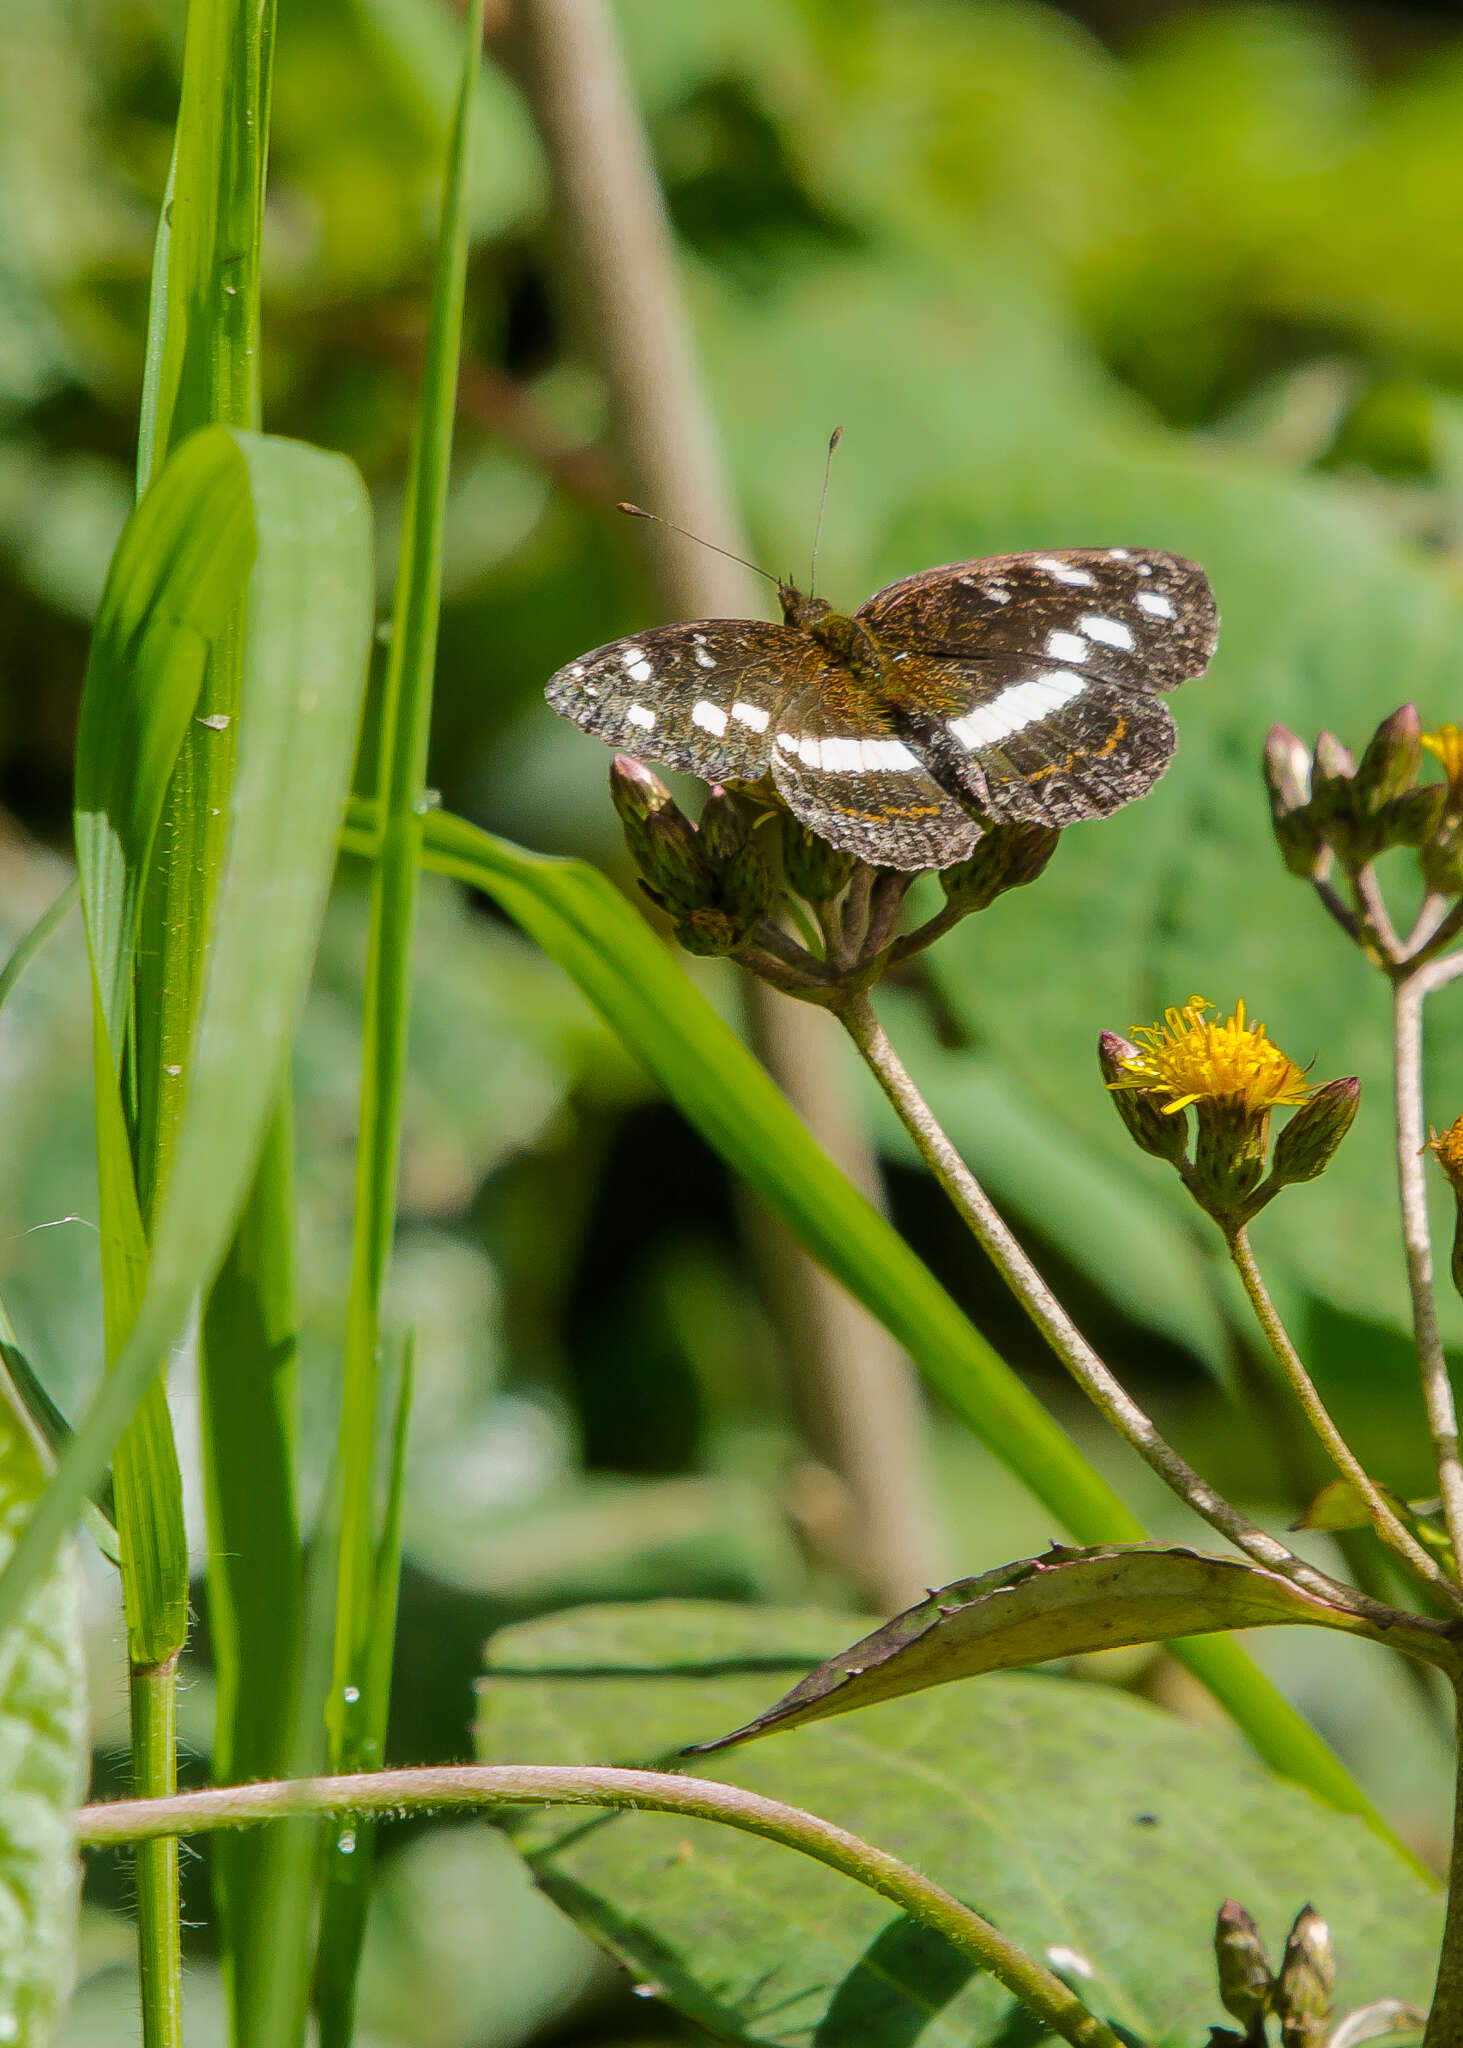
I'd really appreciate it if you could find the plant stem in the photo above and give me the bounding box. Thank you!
[77,1765,1123,2048]
[1393,958,1463,1573]
[1425,1686,1463,2048]
[130,1661,182,2048]
[838,991,1363,1609]
[1228,1227,1463,1606]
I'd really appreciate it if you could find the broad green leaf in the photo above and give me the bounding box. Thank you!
[691,1543,1454,1752]
[415,806,1402,1845]
[479,1600,1442,2048]
[0,1381,86,2043]
[0,427,373,1645]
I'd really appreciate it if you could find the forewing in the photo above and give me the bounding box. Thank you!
[770,678,981,871]
[890,652,1178,828]
[546,620,822,781]
[859,548,1217,694]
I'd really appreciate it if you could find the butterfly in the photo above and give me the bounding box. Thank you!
[545,546,1218,872]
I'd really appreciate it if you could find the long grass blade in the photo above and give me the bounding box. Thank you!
[316,4,483,2035]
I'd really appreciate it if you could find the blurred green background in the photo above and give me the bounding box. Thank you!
[13,0,1463,2038]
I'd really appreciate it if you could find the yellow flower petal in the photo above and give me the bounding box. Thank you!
[1108,995,1312,1117]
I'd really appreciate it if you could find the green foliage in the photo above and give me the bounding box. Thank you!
[479,1600,1440,2048]
[0,1390,86,2046]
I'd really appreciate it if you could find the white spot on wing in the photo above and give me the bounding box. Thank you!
[1079,614,1135,651]
[1045,631,1089,663]
[732,701,769,732]
[1136,562,1154,577]
[620,646,645,667]
[1136,591,1175,619]
[947,669,1086,748]
[569,664,586,677]
[1108,548,1131,560]
[628,658,654,683]
[692,699,728,737]
[1034,556,1096,588]
[776,734,921,774]
[627,703,656,730]
[694,647,716,670]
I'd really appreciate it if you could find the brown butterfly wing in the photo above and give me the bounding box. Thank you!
[859,548,1217,694]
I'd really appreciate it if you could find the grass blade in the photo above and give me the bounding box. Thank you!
[0,425,373,1646]
[316,2,483,2033]
[414,808,1416,1862]
[200,1097,307,2047]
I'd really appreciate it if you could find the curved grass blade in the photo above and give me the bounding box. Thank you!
[0,425,373,1645]
[415,808,1416,1864]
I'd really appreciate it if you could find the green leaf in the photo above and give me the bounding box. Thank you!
[0,1380,87,2042]
[479,1600,1443,2048]
[690,1544,1454,1752]
[0,425,373,1645]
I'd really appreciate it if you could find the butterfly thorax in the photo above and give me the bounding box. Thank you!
[778,584,888,690]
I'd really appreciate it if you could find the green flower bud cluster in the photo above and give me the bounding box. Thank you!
[1208,1901,1335,2048]
[610,756,774,958]
[1265,707,1442,881]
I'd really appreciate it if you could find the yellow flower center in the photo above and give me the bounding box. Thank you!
[1423,724,1463,801]
[1109,995,1313,1117]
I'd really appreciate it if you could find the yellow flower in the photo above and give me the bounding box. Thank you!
[1423,724,1463,803]
[1430,1116,1463,1198]
[1108,995,1313,1117]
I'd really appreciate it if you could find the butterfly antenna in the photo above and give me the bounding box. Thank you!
[808,426,842,598]
[616,503,780,589]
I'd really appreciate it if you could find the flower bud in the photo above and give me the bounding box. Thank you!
[1264,725,1312,818]
[1270,1077,1360,1186]
[1264,728,1325,879]
[1311,731,1356,785]
[1422,809,1463,897]
[1275,1907,1334,2048]
[1099,1033,1189,1165]
[674,906,745,957]
[942,823,1061,914]
[1214,1899,1273,2033]
[610,756,715,919]
[782,815,856,905]
[1389,780,1447,848]
[1353,703,1422,813]
[698,786,753,866]
[1193,1097,1272,1224]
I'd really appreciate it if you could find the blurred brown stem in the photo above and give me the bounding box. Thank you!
[1393,955,1463,1571]
[508,0,943,1607]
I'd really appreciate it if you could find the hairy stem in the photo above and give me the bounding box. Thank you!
[1393,959,1463,1573]
[131,1661,182,2048]
[1229,1227,1463,1607]
[838,992,1365,1609]
[78,1765,1122,2048]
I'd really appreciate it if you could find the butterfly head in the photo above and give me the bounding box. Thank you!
[778,582,831,632]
